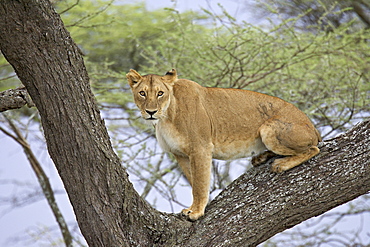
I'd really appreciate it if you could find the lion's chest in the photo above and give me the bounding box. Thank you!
[155,122,186,155]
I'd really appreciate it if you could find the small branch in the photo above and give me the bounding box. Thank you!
[58,0,80,15]
[141,153,174,199]
[353,1,370,28]
[0,74,17,81]
[1,116,73,247]
[0,87,34,112]
[64,0,114,28]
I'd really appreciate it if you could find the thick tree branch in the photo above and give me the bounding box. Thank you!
[0,87,34,112]
[182,120,370,246]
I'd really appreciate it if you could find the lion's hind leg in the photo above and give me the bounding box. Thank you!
[271,146,320,173]
[258,119,320,173]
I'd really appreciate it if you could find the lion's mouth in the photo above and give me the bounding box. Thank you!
[146,117,157,120]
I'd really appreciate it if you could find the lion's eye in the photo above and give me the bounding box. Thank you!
[157,91,164,97]
[139,91,146,97]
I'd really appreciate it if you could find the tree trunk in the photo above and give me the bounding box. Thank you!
[0,1,369,246]
[0,1,172,246]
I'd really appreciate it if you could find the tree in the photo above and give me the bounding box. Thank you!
[0,1,369,246]
[250,0,370,31]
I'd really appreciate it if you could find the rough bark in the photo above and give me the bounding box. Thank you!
[0,87,34,112]
[0,1,369,247]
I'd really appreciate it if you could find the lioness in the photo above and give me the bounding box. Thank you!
[127,69,321,221]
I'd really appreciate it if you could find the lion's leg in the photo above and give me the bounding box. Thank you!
[174,154,193,186]
[270,146,320,172]
[181,152,212,221]
[259,119,320,173]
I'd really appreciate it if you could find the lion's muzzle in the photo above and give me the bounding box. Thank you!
[145,110,158,120]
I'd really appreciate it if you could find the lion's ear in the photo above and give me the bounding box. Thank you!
[162,69,178,85]
[126,69,142,88]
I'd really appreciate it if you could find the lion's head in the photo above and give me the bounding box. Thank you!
[126,69,178,121]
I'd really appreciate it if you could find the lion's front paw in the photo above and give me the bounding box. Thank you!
[181,208,192,216]
[181,208,204,221]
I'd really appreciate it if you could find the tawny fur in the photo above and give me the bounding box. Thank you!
[127,69,321,221]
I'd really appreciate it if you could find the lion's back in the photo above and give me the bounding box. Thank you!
[171,80,310,136]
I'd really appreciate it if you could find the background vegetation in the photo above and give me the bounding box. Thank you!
[1,0,369,246]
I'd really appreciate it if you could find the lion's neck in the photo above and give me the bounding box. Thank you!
[162,95,177,122]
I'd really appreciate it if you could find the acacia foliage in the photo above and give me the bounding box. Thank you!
[140,11,369,137]
[249,0,370,31]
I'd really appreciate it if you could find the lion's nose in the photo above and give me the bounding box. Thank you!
[146,110,157,116]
